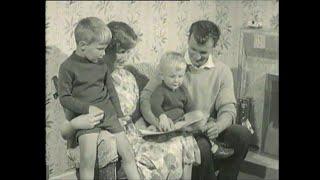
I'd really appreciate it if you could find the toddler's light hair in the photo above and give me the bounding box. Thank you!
[158,52,187,74]
[74,17,112,45]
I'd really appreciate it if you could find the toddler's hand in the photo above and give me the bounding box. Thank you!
[158,114,175,132]
[147,125,157,132]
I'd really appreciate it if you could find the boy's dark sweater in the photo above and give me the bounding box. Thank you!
[58,51,123,120]
[150,82,194,121]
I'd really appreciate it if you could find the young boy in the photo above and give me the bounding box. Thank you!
[150,52,234,161]
[58,17,140,180]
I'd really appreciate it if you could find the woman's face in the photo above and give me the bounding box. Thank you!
[115,47,132,65]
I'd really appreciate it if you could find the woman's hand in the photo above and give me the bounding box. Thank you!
[158,114,175,132]
[70,113,103,130]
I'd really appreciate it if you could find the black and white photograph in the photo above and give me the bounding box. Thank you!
[45,1,279,179]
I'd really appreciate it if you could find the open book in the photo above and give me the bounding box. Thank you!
[138,110,206,137]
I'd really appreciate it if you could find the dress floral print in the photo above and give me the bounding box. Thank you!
[111,67,201,180]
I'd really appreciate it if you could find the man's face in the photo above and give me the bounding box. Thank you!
[187,33,214,67]
[82,41,108,63]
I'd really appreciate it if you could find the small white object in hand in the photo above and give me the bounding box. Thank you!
[211,143,219,153]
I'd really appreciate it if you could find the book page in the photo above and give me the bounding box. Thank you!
[138,111,205,136]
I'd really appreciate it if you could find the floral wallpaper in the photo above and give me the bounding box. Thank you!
[46,0,278,67]
[46,0,278,177]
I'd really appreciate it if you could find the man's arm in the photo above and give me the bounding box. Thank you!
[207,66,236,137]
[214,66,237,133]
[215,108,234,134]
[182,85,195,113]
[58,65,90,114]
[140,75,162,127]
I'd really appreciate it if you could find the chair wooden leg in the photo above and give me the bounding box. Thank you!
[75,168,80,180]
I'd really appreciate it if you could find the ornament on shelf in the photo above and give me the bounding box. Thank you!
[247,20,262,29]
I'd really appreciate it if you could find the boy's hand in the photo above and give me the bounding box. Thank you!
[158,114,175,132]
[89,105,104,116]
[71,113,103,130]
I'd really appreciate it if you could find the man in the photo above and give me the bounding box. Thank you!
[140,20,252,180]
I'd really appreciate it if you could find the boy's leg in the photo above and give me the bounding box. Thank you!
[181,164,192,180]
[114,132,140,180]
[78,133,99,180]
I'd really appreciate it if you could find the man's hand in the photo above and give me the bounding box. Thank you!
[158,114,175,132]
[119,116,131,122]
[204,120,220,140]
[70,113,103,130]
[89,105,104,116]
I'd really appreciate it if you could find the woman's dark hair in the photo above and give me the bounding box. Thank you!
[106,21,138,51]
[188,20,221,47]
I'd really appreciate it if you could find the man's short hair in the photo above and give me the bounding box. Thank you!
[158,52,186,74]
[74,17,112,45]
[107,21,138,50]
[188,20,221,47]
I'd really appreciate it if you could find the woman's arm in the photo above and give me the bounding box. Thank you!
[59,113,104,140]
[60,120,76,140]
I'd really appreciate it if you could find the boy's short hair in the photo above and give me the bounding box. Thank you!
[74,17,112,45]
[158,52,186,74]
[107,21,138,51]
[188,20,220,47]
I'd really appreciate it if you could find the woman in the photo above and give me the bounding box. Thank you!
[60,21,200,180]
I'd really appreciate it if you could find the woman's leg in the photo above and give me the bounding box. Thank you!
[181,164,192,180]
[114,132,141,180]
[78,133,99,180]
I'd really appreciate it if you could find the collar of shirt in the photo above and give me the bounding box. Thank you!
[184,50,215,69]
